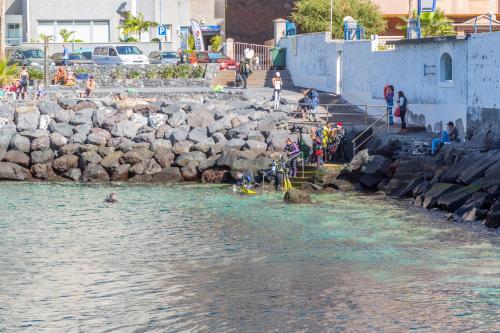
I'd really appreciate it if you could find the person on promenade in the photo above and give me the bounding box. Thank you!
[18,66,29,100]
[272,72,282,110]
[431,121,458,155]
[312,132,324,168]
[397,90,408,133]
[253,54,260,70]
[53,67,68,85]
[62,44,70,66]
[85,75,96,97]
[239,58,252,89]
[284,138,300,177]
[384,84,394,126]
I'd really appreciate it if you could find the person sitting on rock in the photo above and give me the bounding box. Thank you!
[52,67,68,85]
[65,71,76,86]
[431,121,458,155]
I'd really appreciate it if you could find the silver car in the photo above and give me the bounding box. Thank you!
[149,51,180,64]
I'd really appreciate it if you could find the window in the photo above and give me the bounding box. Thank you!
[109,48,117,56]
[440,53,453,82]
[7,23,21,38]
[116,46,142,55]
[37,20,110,43]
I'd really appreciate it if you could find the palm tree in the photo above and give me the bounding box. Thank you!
[58,29,83,43]
[119,13,158,41]
[397,9,455,37]
[0,0,6,59]
[210,35,222,52]
[0,59,18,86]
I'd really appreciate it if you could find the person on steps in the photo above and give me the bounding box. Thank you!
[284,138,300,177]
[272,72,282,110]
[397,90,408,134]
[239,58,252,89]
[384,84,395,126]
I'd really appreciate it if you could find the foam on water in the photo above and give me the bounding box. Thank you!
[0,183,498,332]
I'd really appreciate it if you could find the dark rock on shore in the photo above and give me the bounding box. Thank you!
[284,189,312,204]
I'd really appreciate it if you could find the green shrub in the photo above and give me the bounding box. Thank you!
[145,68,159,79]
[110,68,127,79]
[28,67,44,80]
[127,69,142,80]
[74,67,89,75]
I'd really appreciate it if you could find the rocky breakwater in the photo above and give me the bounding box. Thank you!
[0,93,295,185]
[333,141,500,230]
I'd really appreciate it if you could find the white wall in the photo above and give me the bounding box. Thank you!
[280,33,471,134]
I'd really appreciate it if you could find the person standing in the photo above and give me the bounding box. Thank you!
[384,84,394,126]
[284,138,300,177]
[62,44,70,66]
[18,66,29,100]
[85,75,96,97]
[239,58,251,89]
[272,72,282,110]
[397,91,408,133]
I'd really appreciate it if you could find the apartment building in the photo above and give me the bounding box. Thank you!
[4,0,225,50]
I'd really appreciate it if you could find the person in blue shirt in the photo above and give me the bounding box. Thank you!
[62,44,69,66]
[431,121,458,155]
[384,84,394,126]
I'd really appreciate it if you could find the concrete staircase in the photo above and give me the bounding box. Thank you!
[289,163,343,188]
[212,69,294,88]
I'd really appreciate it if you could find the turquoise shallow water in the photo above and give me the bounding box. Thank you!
[0,183,498,332]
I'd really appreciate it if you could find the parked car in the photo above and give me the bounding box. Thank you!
[72,48,94,60]
[6,46,50,67]
[195,52,238,70]
[149,51,180,64]
[92,45,149,65]
[51,52,94,66]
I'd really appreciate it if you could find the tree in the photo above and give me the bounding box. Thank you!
[0,0,6,59]
[119,13,158,41]
[210,35,222,52]
[0,59,18,86]
[291,0,387,39]
[397,9,455,37]
[58,29,83,43]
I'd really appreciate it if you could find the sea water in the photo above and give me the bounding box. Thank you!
[0,183,498,332]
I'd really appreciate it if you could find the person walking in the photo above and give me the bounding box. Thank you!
[85,75,96,97]
[384,84,395,126]
[397,90,408,133]
[272,72,282,110]
[62,44,70,66]
[18,66,29,100]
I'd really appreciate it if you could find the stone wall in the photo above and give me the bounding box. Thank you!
[0,93,300,184]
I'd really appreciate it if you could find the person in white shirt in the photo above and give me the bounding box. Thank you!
[272,72,282,110]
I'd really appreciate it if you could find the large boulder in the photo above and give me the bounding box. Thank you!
[187,110,214,128]
[151,167,183,183]
[52,155,79,173]
[121,149,154,165]
[9,134,31,153]
[31,163,58,180]
[212,132,228,144]
[38,115,52,130]
[227,138,246,150]
[73,100,97,112]
[111,164,131,181]
[15,106,40,131]
[49,122,75,138]
[75,124,92,135]
[143,158,162,175]
[111,120,141,139]
[423,183,463,209]
[58,143,83,156]
[49,132,68,149]
[92,108,116,127]
[265,131,297,150]
[38,100,62,117]
[3,150,30,168]
[187,127,210,144]
[30,149,55,165]
[82,163,109,182]
[18,129,49,140]
[244,140,267,152]
[284,189,312,204]
[69,132,87,144]
[168,110,187,127]
[148,114,168,130]
[0,122,16,148]
[151,139,172,152]
[201,169,231,183]
[436,184,482,212]
[80,151,103,168]
[102,110,130,132]
[154,149,175,168]
[130,113,148,127]
[484,211,500,229]
[181,162,198,181]
[207,117,231,135]
[313,166,342,186]
[63,168,82,181]
[0,162,31,180]
[87,129,110,146]
[457,150,500,184]
[172,140,194,155]
[175,151,207,167]
[100,151,124,172]
[361,155,392,176]
[198,155,220,172]
[31,136,51,151]
[169,126,190,142]
[0,105,15,121]
[54,108,73,124]
[360,174,385,189]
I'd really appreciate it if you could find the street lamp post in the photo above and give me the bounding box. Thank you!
[330,0,333,38]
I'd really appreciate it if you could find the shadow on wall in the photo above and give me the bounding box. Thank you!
[467,107,500,140]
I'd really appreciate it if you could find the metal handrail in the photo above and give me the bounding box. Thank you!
[351,111,389,155]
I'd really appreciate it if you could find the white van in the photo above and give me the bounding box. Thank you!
[92,45,149,65]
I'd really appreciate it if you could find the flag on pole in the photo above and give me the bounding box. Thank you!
[190,20,205,51]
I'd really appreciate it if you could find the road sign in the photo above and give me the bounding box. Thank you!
[158,25,167,36]
[419,0,436,12]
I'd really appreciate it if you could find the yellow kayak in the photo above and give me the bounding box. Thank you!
[241,186,257,195]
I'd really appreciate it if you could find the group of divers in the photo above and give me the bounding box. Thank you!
[235,122,348,195]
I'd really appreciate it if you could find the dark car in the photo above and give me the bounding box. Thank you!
[149,51,180,64]
[51,52,94,66]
